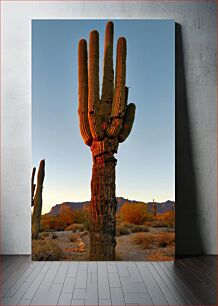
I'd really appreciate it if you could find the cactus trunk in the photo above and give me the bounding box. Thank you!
[90,154,117,260]
[32,160,45,239]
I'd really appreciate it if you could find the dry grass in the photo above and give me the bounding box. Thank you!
[157,232,175,247]
[132,232,175,249]
[40,232,49,237]
[132,233,148,245]
[150,221,169,228]
[131,225,149,233]
[64,224,84,232]
[116,226,130,236]
[115,250,123,260]
[120,222,134,229]
[117,222,149,234]
[32,240,63,261]
[37,232,50,240]
[69,234,80,242]
[145,250,175,261]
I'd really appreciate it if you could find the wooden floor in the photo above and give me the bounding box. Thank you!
[0,256,217,305]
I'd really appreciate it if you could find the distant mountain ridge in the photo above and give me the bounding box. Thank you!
[46,197,175,216]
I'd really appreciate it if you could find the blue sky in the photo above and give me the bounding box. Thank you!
[32,19,175,214]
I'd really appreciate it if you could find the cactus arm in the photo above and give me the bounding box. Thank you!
[36,160,45,189]
[118,103,136,143]
[100,21,114,129]
[88,30,104,140]
[78,39,93,146]
[32,159,45,238]
[107,37,126,138]
[31,167,36,207]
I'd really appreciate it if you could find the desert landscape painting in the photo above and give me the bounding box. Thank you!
[32,19,175,261]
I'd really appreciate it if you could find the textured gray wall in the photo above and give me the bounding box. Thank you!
[1,1,217,255]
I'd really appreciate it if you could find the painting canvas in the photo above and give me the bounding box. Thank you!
[32,19,175,261]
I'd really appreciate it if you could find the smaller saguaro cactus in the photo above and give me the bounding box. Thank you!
[152,198,157,218]
[32,160,45,239]
[31,167,36,207]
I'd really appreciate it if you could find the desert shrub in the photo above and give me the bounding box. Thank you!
[116,226,130,236]
[132,232,175,249]
[115,250,123,261]
[73,205,90,224]
[131,225,149,233]
[83,220,90,231]
[150,221,169,228]
[132,233,147,244]
[40,215,55,232]
[157,232,175,248]
[32,240,63,261]
[40,206,74,232]
[156,211,175,228]
[116,213,121,223]
[65,223,84,232]
[69,234,80,242]
[144,221,152,226]
[58,205,74,227]
[41,215,66,231]
[52,233,57,239]
[132,233,154,248]
[165,245,175,257]
[120,203,148,225]
[42,232,49,237]
[144,213,155,222]
[40,205,91,232]
[38,232,49,240]
[145,250,175,261]
[120,222,134,229]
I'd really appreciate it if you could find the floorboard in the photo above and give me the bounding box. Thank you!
[0,255,217,305]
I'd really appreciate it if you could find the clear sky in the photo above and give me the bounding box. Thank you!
[32,19,175,214]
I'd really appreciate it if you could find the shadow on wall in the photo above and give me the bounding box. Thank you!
[175,23,205,256]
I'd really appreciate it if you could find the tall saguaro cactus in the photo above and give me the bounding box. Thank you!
[78,22,136,260]
[32,160,45,239]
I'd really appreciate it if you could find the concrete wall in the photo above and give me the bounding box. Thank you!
[1,1,217,255]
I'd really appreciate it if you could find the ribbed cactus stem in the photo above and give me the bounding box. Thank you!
[32,159,45,238]
[113,37,127,117]
[78,39,92,146]
[118,103,136,143]
[101,21,114,128]
[107,37,127,138]
[31,167,36,207]
[88,30,103,140]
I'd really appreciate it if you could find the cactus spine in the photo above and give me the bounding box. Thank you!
[32,160,45,238]
[78,22,136,260]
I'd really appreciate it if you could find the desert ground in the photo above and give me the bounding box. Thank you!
[32,225,175,261]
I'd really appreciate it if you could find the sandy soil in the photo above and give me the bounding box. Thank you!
[116,231,175,261]
[40,227,175,261]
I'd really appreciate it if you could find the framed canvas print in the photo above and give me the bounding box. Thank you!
[31,19,175,261]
